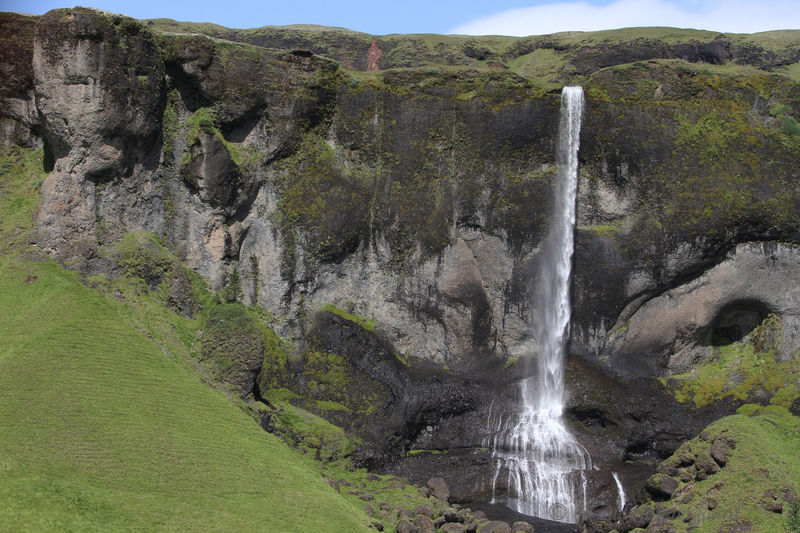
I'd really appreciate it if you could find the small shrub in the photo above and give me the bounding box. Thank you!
[787,500,800,532]
[782,116,800,136]
[768,103,793,117]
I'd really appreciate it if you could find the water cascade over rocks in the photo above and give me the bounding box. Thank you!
[487,86,591,524]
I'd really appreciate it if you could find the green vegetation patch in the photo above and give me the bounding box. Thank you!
[662,315,800,408]
[652,405,800,532]
[323,303,377,332]
[0,145,373,531]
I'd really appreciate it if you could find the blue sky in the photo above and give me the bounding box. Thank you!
[5,0,800,35]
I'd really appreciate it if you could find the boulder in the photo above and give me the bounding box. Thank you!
[645,474,679,500]
[510,522,534,533]
[477,521,511,533]
[413,514,436,533]
[442,524,468,533]
[710,437,732,466]
[427,477,450,501]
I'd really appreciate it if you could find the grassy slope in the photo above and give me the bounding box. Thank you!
[0,146,371,530]
[655,405,800,532]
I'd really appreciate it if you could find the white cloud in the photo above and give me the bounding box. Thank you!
[450,0,800,36]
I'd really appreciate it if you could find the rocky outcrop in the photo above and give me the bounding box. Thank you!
[605,242,800,375]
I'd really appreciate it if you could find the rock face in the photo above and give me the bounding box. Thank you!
[605,242,800,375]
[2,7,800,525]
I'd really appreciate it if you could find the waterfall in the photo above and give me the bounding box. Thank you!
[613,472,626,512]
[487,86,591,524]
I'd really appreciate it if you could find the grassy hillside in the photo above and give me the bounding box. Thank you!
[629,405,800,532]
[0,145,373,530]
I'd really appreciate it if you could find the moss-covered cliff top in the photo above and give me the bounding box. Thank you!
[144,17,800,87]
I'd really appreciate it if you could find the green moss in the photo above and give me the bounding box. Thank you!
[160,89,179,160]
[272,134,370,269]
[322,304,377,332]
[782,115,800,135]
[663,315,800,408]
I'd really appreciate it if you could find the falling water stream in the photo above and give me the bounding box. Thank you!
[488,86,591,524]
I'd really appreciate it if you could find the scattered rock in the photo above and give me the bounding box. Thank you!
[655,505,681,519]
[510,522,534,533]
[646,474,679,500]
[414,503,435,517]
[360,493,375,501]
[364,503,376,516]
[619,503,655,531]
[477,521,511,533]
[369,520,384,531]
[414,514,436,533]
[781,485,799,504]
[442,524,468,533]
[760,489,783,513]
[380,502,392,511]
[710,438,731,466]
[645,515,676,532]
[395,518,414,533]
[427,477,450,501]
[399,509,415,520]
[581,519,611,533]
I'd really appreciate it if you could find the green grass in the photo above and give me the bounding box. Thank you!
[656,405,800,532]
[0,145,373,531]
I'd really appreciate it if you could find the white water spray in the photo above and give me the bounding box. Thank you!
[488,86,591,524]
[613,472,626,512]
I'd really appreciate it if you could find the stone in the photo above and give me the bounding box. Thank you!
[369,521,384,531]
[442,524,468,533]
[510,522,534,533]
[645,474,679,500]
[443,507,464,523]
[414,504,435,518]
[364,503,376,516]
[710,438,730,466]
[645,515,676,533]
[619,503,655,531]
[395,519,414,533]
[477,521,511,533]
[427,477,450,501]
[413,514,436,533]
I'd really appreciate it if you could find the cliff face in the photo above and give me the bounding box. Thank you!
[2,7,800,520]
